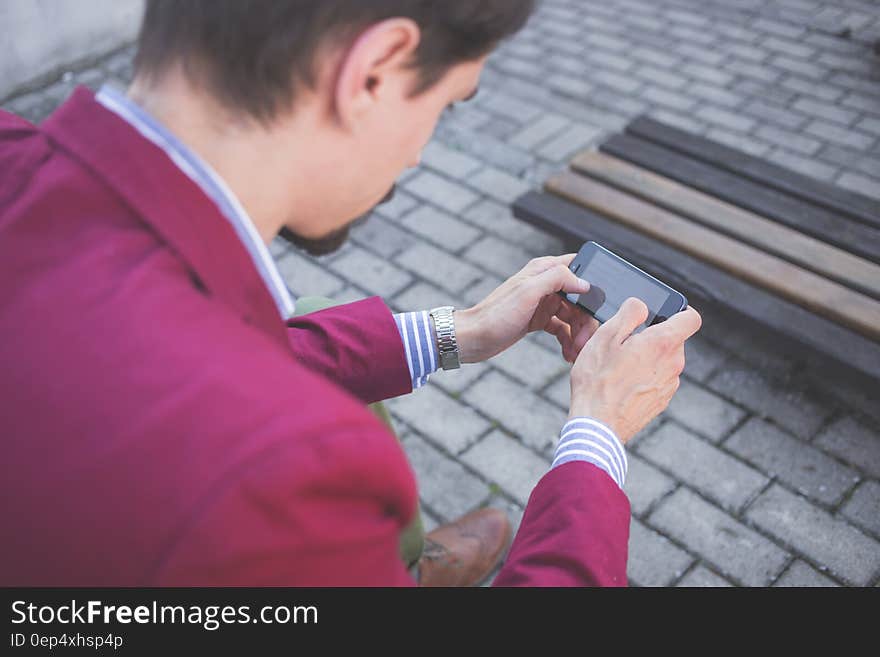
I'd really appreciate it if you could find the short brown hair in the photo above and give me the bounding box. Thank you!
[134,0,535,122]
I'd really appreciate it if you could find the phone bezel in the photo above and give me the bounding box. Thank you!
[567,241,687,326]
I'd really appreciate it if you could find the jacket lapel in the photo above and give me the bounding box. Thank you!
[41,87,291,350]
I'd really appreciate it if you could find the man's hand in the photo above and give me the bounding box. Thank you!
[455,254,599,364]
[569,298,702,445]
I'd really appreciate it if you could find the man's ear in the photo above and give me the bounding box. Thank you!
[332,18,421,129]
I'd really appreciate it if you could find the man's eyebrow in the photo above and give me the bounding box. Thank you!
[462,86,479,102]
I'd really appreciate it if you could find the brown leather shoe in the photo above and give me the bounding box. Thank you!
[416,507,512,587]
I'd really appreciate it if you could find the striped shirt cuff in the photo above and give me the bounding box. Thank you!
[393,311,439,390]
[552,417,628,489]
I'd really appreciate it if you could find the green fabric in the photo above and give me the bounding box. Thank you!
[292,296,425,568]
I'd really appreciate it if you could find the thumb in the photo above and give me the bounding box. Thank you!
[603,297,649,343]
[532,263,590,297]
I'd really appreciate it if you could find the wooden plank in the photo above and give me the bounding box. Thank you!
[512,190,880,383]
[626,115,880,230]
[545,170,880,342]
[571,150,880,300]
[600,133,880,264]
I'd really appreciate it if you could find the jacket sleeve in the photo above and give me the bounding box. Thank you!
[493,461,631,587]
[285,296,412,404]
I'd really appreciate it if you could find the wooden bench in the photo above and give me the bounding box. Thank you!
[513,116,880,385]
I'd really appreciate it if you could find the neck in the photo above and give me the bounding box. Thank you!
[127,72,319,245]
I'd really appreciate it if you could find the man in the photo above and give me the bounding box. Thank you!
[0,1,700,586]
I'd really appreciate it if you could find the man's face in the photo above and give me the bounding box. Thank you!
[279,55,486,256]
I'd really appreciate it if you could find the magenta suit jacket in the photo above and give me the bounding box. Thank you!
[0,88,630,586]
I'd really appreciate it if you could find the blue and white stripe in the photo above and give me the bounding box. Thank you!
[393,311,438,388]
[552,417,627,489]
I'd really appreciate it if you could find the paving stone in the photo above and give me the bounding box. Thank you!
[676,565,733,587]
[467,167,532,205]
[650,488,789,586]
[628,518,694,587]
[624,453,677,517]
[780,74,844,101]
[420,141,483,179]
[707,362,833,439]
[755,124,823,155]
[642,86,698,112]
[815,416,880,479]
[397,204,482,253]
[462,235,534,279]
[770,55,829,80]
[773,560,839,587]
[462,198,566,252]
[541,374,570,411]
[682,62,736,86]
[327,245,412,298]
[746,484,880,586]
[705,128,772,157]
[761,36,816,60]
[459,273,505,308]
[275,251,346,298]
[743,99,809,130]
[401,434,490,521]
[508,113,571,151]
[696,105,757,133]
[638,423,768,511]
[395,242,483,295]
[792,97,860,125]
[375,190,419,220]
[402,171,480,214]
[646,109,706,134]
[675,42,726,66]
[461,430,551,506]
[725,417,860,506]
[665,378,747,442]
[432,360,491,396]
[350,214,418,258]
[841,480,880,539]
[836,172,880,201]
[436,122,536,175]
[536,122,604,162]
[806,120,876,150]
[766,148,840,182]
[466,371,568,450]
[489,338,568,390]
[588,50,636,73]
[547,74,594,101]
[753,18,806,40]
[389,385,491,455]
[683,335,728,383]
[477,90,545,124]
[392,282,462,314]
[687,83,744,108]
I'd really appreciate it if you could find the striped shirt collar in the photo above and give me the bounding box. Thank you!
[95,84,295,318]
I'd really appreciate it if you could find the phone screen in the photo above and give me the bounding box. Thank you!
[566,243,683,326]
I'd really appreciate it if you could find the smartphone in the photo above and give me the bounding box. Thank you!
[564,241,687,328]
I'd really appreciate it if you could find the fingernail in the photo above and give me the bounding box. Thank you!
[579,277,590,291]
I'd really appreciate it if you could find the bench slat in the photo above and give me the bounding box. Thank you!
[545,170,880,342]
[513,190,880,383]
[627,115,880,230]
[600,133,880,264]
[571,151,880,300]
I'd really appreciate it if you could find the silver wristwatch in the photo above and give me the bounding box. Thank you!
[429,306,461,370]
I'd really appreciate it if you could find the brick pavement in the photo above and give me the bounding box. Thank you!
[4,0,879,587]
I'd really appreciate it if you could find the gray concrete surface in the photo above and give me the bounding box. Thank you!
[3,0,879,587]
[0,0,142,101]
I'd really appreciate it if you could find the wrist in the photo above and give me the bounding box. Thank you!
[448,306,482,365]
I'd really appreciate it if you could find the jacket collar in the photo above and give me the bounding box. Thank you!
[41,87,291,350]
